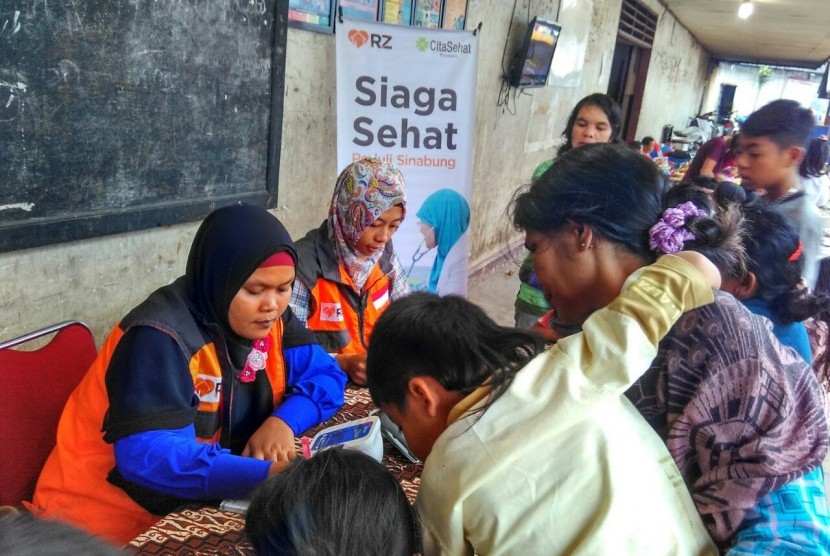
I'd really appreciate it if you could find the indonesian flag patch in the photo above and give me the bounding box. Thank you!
[372,285,390,310]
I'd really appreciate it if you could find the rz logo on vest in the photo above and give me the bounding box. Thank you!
[348,29,392,49]
[320,302,344,322]
[194,374,222,403]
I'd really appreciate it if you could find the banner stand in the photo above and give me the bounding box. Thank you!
[336,17,480,296]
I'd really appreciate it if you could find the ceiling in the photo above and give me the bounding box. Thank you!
[659,0,830,68]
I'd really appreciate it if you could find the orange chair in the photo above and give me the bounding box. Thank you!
[0,321,97,507]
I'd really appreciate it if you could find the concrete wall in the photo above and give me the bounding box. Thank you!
[471,0,624,263]
[0,0,708,345]
[635,1,712,141]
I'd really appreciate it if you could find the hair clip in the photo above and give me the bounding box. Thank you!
[788,240,803,262]
[648,202,707,255]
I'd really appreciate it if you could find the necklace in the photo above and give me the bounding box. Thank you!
[238,336,271,383]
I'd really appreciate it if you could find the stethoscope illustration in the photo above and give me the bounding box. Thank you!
[406,239,434,277]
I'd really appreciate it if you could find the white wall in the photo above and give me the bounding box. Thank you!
[702,62,826,121]
[636,0,712,141]
[0,0,710,344]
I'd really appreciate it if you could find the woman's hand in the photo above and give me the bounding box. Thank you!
[674,251,721,290]
[336,353,367,385]
[267,459,293,476]
[243,416,296,463]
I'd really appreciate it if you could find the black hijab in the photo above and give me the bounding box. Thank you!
[185,203,313,367]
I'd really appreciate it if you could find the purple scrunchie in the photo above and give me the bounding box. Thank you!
[648,201,707,255]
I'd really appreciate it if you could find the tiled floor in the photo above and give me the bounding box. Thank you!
[467,255,523,328]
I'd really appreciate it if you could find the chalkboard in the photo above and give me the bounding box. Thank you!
[0,0,288,253]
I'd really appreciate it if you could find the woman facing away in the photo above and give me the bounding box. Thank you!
[667,182,830,481]
[516,143,828,553]
[290,157,407,385]
[654,182,830,552]
[32,204,346,544]
[415,188,470,296]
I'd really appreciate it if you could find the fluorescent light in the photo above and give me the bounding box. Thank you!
[738,0,754,19]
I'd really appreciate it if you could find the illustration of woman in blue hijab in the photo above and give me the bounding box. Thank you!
[416,188,471,296]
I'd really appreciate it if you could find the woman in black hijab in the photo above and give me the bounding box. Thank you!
[33,204,347,544]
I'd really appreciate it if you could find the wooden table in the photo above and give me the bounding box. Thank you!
[128,386,422,555]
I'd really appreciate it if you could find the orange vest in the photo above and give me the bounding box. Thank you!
[305,263,391,354]
[32,289,287,545]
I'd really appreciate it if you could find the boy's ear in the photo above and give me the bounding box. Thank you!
[407,377,444,418]
[785,145,806,168]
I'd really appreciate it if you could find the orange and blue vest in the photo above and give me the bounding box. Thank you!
[295,222,393,354]
[32,279,289,544]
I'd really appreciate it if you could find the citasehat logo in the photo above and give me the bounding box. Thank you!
[415,37,429,52]
[348,29,370,48]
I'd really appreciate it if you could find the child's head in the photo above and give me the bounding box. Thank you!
[245,449,417,556]
[0,513,124,555]
[185,204,297,341]
[799,137,829,179]
[557,93,622,157]
[689,175,717,190]
[736,100,814,197]
[721,204,809,324]
[329,157,406,260]
[713,180,747,207]
[662,182,746,280]
[366,292,542,460]
[641,136,656,152]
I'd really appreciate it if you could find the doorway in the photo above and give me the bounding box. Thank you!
[716,84,737,124]
[607,41,651,141]
[606,0,656,142]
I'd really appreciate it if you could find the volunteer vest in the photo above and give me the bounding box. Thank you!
[32,280,287,544]
[305,262,391,354]
[295,222,394,354]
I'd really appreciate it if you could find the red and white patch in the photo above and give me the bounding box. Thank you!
[372,285,390,310]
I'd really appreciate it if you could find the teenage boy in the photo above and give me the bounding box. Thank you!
[736,99,822,290]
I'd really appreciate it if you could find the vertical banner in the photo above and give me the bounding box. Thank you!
[336,18,479,296]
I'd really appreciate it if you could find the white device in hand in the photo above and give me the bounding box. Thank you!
[309,415,383,462]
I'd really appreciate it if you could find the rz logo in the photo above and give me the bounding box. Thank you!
[348,29,369,48]
[194,374,222,403]
[320,302,344,322]
[370,33,392,49]
[348,29,392,49]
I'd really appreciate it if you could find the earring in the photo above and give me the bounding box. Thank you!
[580,242,586,248]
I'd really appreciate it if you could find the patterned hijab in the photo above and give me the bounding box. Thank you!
[328,158,406,291]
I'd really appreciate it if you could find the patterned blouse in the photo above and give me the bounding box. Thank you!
[626,291,828,548]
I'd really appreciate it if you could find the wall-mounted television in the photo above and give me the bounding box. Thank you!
[509,17,562,88]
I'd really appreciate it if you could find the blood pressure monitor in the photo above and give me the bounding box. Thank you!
[309,415,383,462]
